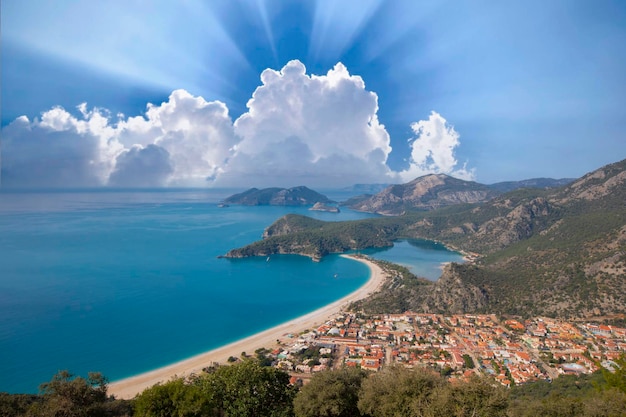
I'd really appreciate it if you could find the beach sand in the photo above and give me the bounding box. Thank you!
[108,254,387,399]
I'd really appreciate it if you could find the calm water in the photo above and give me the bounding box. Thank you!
[0,189,461,393]
[359,239,465,279]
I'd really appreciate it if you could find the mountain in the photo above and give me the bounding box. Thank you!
[488,177,574,193]
[222,186,334,206]
[398,159,626,318]
[346,174,497,215]
[225,158,626,319]
[344,175,575,215]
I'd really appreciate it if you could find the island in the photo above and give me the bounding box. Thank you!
[223,186,335,206]
[309,202,340,213]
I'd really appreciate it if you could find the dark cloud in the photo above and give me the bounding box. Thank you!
[1,116,107,188]
[108,145,173,187]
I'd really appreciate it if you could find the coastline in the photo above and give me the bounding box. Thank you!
[108,254,387,399]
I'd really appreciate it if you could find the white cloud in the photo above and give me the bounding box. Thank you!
[1,61,475,188]
[399,111,476,182]
[222,60,394,187]
[1,108,121,187]
[119,89,239,185]
[1,91,238,187]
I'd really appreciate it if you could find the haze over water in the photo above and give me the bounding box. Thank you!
[0,189,461,393]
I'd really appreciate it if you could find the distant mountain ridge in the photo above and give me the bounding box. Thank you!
[223,186,334,206]
[344,176,576,215]
[488,177,574,193]
[346,174,497,215]
[341,183,390,194]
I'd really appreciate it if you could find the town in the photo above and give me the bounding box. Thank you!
[255,313,626,387]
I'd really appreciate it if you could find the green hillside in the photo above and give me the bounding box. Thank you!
[224,159,626,319]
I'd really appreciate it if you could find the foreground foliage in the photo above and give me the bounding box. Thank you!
[2,356,625,416]
[0,370,132,417]
[135,360,296,417]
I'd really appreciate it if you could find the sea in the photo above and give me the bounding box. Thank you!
[0,189,463,393]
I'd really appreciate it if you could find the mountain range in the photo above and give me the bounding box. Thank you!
[224,159,626,320]
[343,176,573,215]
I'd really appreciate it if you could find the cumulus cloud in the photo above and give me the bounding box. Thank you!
[224,60,394,187]
[108,145,173,187]
[399,111,475,182]
[1,109,121,187]
[1,61,475,188]
[1,91,237,187]
[118,89,239,185]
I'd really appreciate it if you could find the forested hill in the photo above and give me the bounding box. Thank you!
[222,186,334,206]
[224,158,626,319]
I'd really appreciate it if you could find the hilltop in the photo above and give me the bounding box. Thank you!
[224,158,626,319]
[222,186,334,206]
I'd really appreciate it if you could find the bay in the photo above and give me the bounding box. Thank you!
[0,189,461,393]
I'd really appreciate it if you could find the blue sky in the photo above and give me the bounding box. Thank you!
[2,0,625,187]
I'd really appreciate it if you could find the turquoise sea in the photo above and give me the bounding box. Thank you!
[0,189,462,393]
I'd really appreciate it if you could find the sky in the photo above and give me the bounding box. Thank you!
[2,0,625,188]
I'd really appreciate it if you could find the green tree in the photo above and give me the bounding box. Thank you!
[134,376,217,417]
[462,354,475,369]
[197,359,296,417]
[601,354,626,394]
[29,370,109,417]
[507,395,583,417]
[358,366,445,417]
[294,367,367,417]
[581,388,626,416]
[429,376,508,417]
[0,393,40,417]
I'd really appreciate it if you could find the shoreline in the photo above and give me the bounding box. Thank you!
[108,254,387,399]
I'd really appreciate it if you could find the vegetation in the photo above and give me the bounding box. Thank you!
[0,370,132,417]
[2,358,626,416]
[293,367,366,417]
[348,259,431,314]
[223,186,333,206]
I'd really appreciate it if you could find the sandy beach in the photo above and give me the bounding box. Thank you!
[109,254,387,399]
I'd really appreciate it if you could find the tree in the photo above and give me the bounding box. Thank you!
[462,354,475,369]
[601,354,626,394]
[197,359,296,417]
[134,377,217,417]
[429,376,508,417]
[358,366,445,417]
[294,367,367,417]
[0,393,40,417]
[29,370,109,417]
